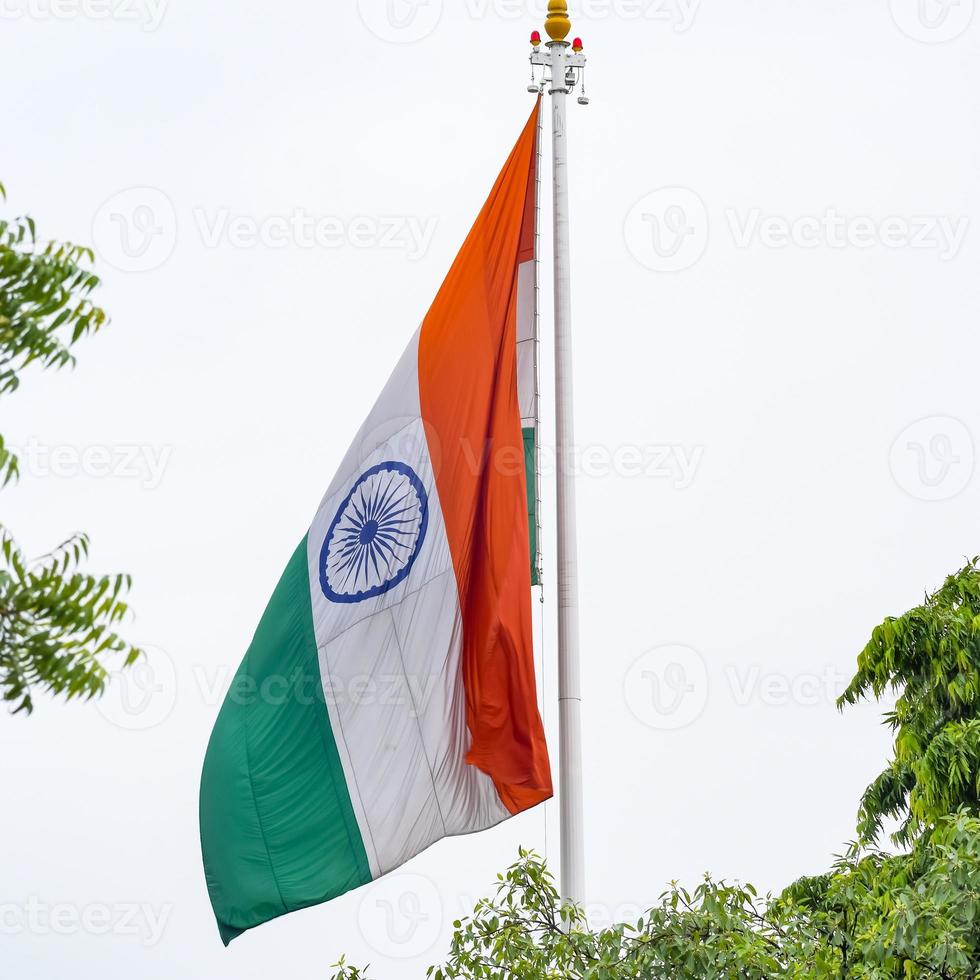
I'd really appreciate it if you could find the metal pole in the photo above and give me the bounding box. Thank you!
[531,1,587,908]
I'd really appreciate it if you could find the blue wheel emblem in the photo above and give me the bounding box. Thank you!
[319,461,429,604]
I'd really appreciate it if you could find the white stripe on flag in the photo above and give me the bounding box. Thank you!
[306,331,508,877]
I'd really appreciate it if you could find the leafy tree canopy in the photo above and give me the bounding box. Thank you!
[839,559,980,847]
[0,182,139,714]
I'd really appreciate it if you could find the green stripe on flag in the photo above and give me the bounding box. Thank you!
[522,426,539,586]
[200,538,372,944]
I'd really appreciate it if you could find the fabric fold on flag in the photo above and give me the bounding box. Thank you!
[200,99,552,945]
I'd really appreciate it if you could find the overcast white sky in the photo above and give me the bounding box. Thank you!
[3,0,979,976]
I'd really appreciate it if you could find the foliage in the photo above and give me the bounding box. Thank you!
[331,850,788,980]
[0,182,108,486]
[781,812,980,979]
[838,560,980,846]
[330,562,980,979]
[331,822,980,980]
[0,182,139,714]
[0,529,139,715]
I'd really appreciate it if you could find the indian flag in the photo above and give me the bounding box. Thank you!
[200,101,552,944]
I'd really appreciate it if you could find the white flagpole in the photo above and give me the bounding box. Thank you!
[529,1,588,908]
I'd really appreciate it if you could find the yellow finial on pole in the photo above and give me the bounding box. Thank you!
[544,0,571,41]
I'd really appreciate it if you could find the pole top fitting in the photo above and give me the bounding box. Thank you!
[544,0,571,41]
